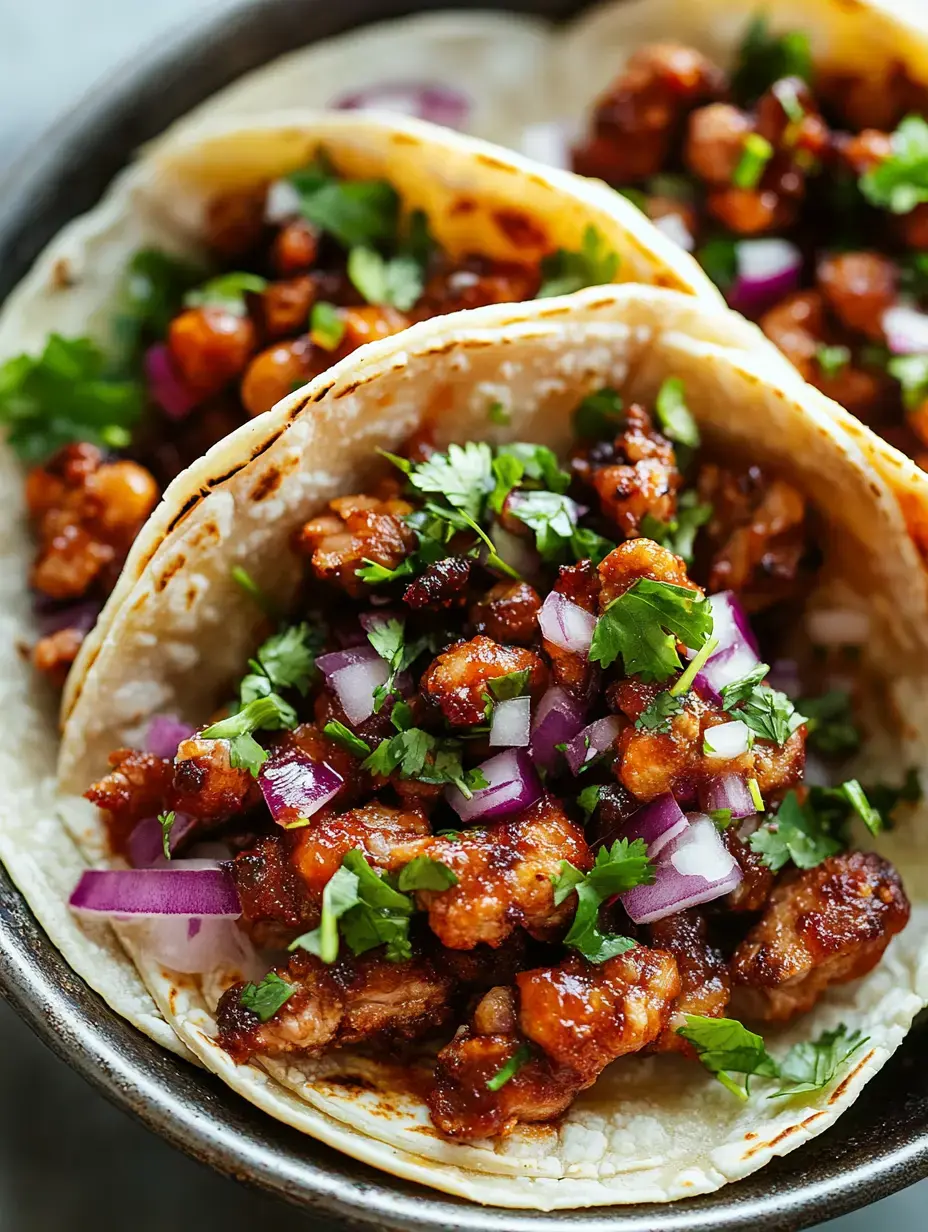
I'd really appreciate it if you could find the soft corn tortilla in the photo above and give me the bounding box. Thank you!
[0,108,737,1053]
[54,285,928,1206]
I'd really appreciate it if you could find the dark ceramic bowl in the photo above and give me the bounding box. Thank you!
[0,1,926,1226]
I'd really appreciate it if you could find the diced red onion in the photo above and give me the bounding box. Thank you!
[621,814,742,924]
[692,591,761,700]
[316,645,380,677]
[726,239,802,317]
[332,83,470,129]
[653,212,694,253]
[564,716,622,775]
[703,720,752,759]
[259,749,343,825]
[619,792,688,858]
[144,344,200,420]
[35,596,101,638]
[489,696,531,748]
[145,715,196,760]
[538,591,596,654]
[126,813,196,868]
[882,304,928,356]
[490,522,540,578]
[359,610,401,635]
[317,645,390,724]
[142,916,262,977]
[699,774,756,819]
[519,121,574,170]
[69,867,240,919]
[805,607,870,647]
[264,178,302,224]
[446,749,542,823]
[529,686,586,772]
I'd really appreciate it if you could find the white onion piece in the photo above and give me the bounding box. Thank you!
[670,816,739,880]
[519,121,574,170]
[805,607,870,647]
[691,591,761,699]
[332,83,470,129]
[653,212,694,252]
[330,658,390,725]
[489,696,532,747]
[538,590,596,653]
[264,178,302,224]
[883,304,928,355]
[621,815,741,924]
[699,774,756,819]
[141,916,262,978]
[703,720,752,759]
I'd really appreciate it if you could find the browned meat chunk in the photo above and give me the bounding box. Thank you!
[598,537,697,609]
[230,835,317,949]
[32,625,86,688]
[168,307,257,399]
[171,736,261,824]
[218,950,453,1062]
[731,852,910,1021]
[719,825,776,913]
[646,910,730,1054]
[586,404,681,538]
[240,337,321,418]
[85,749,174,855]
[706,185,799,235]
[294,492,417,597]
[271,219,319,275]
[685,103,753,185]
[260,276,316,339]
[469,580,542,644]
[204,190,266,258]
[817,252,897,344]
[289,802,431,899]
[403,555,471,610]
[413,257,540,317]
[421,635,547,728]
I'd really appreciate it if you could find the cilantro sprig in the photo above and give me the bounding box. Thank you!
[552,839,653,963]
[537,225,619,298]
[860,115,928,214]
[239,971,295,1022]
[589,579,713,680]
[288,155,400,248]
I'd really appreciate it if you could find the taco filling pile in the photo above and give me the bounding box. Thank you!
[573,17,928,462]
[5,149,615,687]
[70,377,916,1140]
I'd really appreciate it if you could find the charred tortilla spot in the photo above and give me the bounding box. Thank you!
[492,209,548,250]
[449,197,478,217]
[154,555,186,592]
[51,258,73,289]
[166,493,203,534]
[187,521,220,550]
[323,1074,377,1092]
[828,1051,874,1103]
[311,381,337,404]
[475,153,514,173]
[250,466,284,502]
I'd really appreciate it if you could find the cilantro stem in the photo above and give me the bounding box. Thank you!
[671,637,718,697]
[748,777,764,812]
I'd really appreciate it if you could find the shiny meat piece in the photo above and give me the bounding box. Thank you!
[685,103,753,185]
[587,404,681,539]
[218,950,453,1062]
[469,580,542,645]
[270,219,319,275]
[755,79,829,160]
[240,337,322,418]
[403,555,471,610]
[517,948,680,1080]
[731,852,909,1021]
[597,537,696,610]
[168,307,257,399]
[719,824,776,913]
[85,750,173,855]
[420,635,547,728]
[294,492,417,597]
[171,737,261,824]
[289,802,431,899]
[230,835,317,949]
[396,795,591,949]
[413,257,540,317]
[817,252,898,343]
[541,560,601,698]
[260,276,315,339]
[32,625,86,688]
[646,910,730,1054]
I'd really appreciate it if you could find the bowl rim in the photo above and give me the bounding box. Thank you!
[0,0,926,1225]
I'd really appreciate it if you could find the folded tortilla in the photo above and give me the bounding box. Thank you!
[55,284,928,1207]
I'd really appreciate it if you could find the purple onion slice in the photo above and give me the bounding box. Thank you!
[529,686,586,772]
[259,749,343,824]
[538,590,596,654]
[619,792,688,859]
[621,814,742,924]
[446,749,542,824]
[69,867,241,919]
[564,716,621,776]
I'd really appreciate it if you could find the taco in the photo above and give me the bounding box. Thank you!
[0,110,721,694]
[54,284,928,1207]
[567,0,928,471]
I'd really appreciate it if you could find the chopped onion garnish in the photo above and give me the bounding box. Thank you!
[446,749,542,823]
[882,304,928,356]
[127,814,196,868]
[259,749,343,825]
[691,591,761,700]
[332,83,470,129]
[146,715,196,760]
[727,239,802,317]
[142,916,261,977]
[318,646,390,725]
[489,696,532,748]
[805,607,870,647]
[69,867,240,919]
[538,590,596,653]
[264,178,302,224]
[619,792,688,858]
[144,344,200,420]
[564,716,621,775]
[653,212,694,252]
[699,774,756,819]
[621,814,742,924]
[703,720,753,758]
[529,686,586,771]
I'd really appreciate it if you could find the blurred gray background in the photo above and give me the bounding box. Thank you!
[0,0,925,1227]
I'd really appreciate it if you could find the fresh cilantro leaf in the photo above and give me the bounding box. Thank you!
[553,839,653,963]
[888,354,928,412]
[366,617,429,712]
[797,690,860,757]
[737,686,805,746]
[0,335,144,463]
[289,161,400,247]
[338,849,414,963]
[573,388,625,440]
[357,507,453,584]
[347,246,423,311]
[238,972,295,1022]
[749,790,844,872]
[590,578,713,679]
[489,451,525,515]
[158,811,176,860]
[487,400,511,426]
[255,623,321,695]
[732,133,773,189]
[185,271,267,314]
[113,248,203,360]
[816,344,851,379]
[697,237,739,293]
[408,442,494,520]
[708,808,735,829]
[310,301,346,351]
[634,690,684,733]
[655,377,700,449]
[720,663,770,709]
[323,720,372,759]
[677,1015,779,1099]
[537,224,619,297]
[397,856,459,891]
[576,783,602,822]
[509,491,582,561]
[290,864,361,963]
[641,491,712,565]
[773,1025,868,1099]
[860,115,928,214]
[495,443,571,494]
[201,694,297,775]
[488,668,532,702]
[730,17,812,104]
[486,1043,533,1091]
[840,779,883,836]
